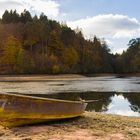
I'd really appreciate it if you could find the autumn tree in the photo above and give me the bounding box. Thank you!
[20,10,32,23]
[48,31,63,56]
[1,36,22,73]
[1,10,139,74]
[62,47,79,73]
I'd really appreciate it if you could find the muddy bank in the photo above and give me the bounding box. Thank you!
[0,112,140,140]
[0,74,139,82]
[0,74,86,82]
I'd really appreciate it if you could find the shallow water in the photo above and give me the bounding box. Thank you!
[24,92,140,117]
[0,76,140,117]
[0,76,140,94]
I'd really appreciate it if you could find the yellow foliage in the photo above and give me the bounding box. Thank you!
[63,47,79,68]
[52,64,61,74]
[1,35,22,72]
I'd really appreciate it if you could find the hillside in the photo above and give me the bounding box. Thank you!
[0,10,140,74]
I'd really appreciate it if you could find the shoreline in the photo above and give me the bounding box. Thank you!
[0,75,139,139]
[0,73,139,82]
[0,112,140,140]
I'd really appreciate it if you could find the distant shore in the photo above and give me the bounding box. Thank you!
[0,73,140,82]
[0,74,86,82]
[0,112,140,140]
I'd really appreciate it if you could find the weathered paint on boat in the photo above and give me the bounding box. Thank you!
[0,93,87,127]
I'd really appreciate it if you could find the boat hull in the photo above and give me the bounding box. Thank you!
[0,93,87,127]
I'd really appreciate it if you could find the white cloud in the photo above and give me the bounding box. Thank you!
[0,0,60,18]
[67,14,140,53]
[67,14,140,39]
[0,0,23,16]
[104,39,113,46]
[21,0,60,18]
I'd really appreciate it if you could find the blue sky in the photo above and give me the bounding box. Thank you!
[0,0,140,53]
[58,0,140,21]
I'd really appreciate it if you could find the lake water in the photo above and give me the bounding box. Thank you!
[0,76,140,117]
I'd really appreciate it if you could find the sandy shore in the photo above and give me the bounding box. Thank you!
[0,112,140,140]
[0,74,87,82]
[0,74,139,82]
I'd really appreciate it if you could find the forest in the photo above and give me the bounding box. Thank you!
[0,10,139,74]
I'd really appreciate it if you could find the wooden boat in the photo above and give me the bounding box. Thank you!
[0,92,87,127]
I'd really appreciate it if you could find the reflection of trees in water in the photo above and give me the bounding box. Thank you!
[21,92,140,113]
[79,92,114,112]
[26,93,82,101]
[123,93,140,113]
[27,92,114,112]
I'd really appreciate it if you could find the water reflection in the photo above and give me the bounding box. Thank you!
[123,93,140,114]
[105,94,140,117]
[0,76,140,117]
[86,93,140,117]
[22,92,140,117]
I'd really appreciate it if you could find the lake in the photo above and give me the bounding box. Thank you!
[0,75,140,117]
